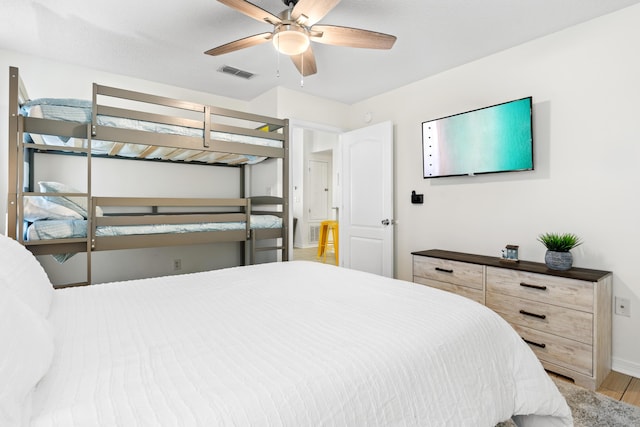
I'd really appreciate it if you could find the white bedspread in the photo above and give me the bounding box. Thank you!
[32,261,572,426]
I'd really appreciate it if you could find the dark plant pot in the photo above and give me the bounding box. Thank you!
[545,250,573,271]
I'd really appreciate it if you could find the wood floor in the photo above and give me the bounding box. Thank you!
[293,247,640,408]
[597,371,640,407]
[550,370,640,407]
[293,246,336,265]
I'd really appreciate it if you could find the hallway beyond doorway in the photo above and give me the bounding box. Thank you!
[293,246,336,266]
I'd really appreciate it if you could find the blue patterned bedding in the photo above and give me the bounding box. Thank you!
[27,215,282,241]
[20,99,282,165]
[27,215,282,262]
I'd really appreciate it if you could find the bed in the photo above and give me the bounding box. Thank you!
[0,234,572,427]
[7,66,289,285]
[22,190,284,264]
[18,97,281,165]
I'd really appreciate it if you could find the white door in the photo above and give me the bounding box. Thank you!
[340,121,394,277]
[307,160,329,221]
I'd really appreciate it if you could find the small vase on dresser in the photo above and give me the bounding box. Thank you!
[545,250,573,271]
[537,232,582,271]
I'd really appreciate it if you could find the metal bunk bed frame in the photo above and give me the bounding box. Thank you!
[6,66,289,286]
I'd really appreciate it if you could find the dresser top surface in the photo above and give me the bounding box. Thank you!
[412,249,612,282]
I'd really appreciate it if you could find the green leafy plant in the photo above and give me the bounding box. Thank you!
[537,232,583,252]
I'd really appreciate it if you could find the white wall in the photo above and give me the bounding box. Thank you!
[274,86,351,129]
[348,4,640,377]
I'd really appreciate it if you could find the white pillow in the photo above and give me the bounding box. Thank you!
[38,181,103,218]
[0,289,54,427]
[23,196,84,221]
[0,234,53,317]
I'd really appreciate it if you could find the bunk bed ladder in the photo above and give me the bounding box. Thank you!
[250,230,287,265]
[7,67,20,241]
[251,232,286,264]
[8,66,93,287]
[85,123,93,286]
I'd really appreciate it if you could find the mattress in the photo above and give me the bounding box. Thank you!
[25,214,282,263]
[26,214,283,241]
[26,215,283,263]
[31,261,572,426]
[20,99,282,165]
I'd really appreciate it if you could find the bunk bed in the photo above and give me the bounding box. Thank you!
[6,66,289,285]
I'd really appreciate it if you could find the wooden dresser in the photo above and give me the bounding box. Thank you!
[412,249,613,390]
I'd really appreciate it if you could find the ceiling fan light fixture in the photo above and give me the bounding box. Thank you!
[207,0,397,77]
[273,25,309,55]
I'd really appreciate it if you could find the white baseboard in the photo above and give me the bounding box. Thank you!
[612,357,640,378]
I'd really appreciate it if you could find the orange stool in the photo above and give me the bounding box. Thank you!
[317,220,339,265]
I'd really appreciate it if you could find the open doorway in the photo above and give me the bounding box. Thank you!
[289,120,341,262]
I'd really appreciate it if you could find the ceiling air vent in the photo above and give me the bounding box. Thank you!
[218,65,255,80]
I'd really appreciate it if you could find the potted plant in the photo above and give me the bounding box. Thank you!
[537,232,583,271]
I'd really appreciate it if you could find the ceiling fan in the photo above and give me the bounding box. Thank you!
[205,0,397,76]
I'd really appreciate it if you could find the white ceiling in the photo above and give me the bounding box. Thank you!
[2,0,639,104]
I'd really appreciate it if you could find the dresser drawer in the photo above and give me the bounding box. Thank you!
[414,276,484,304]
[487,292,593,345]
[413,256,483,290]
[512,323,593,376]
[486,266,593,312]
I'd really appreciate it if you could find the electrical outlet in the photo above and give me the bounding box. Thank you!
[615,297,631,317]
[173,259,182,271]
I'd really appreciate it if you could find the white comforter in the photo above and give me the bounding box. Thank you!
[32,261,572,426]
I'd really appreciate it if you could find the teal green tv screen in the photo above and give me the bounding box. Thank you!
[422,97,533,178]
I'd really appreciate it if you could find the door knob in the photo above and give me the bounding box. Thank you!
[381,219,395,226]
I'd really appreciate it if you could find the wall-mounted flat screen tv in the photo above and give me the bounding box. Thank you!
[422,97,533,178]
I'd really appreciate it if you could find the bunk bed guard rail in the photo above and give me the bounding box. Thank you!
[91,84,286,159]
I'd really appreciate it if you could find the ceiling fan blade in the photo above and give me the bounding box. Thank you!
[205,32,272,56]
[310,25,396,49]
[290,47,318,76]
[217,0,281,25]
[291,0,341,26]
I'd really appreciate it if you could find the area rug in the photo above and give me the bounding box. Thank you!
[497,377,640,426]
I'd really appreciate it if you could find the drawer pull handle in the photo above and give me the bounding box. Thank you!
[523,338,546,349]
[519,309,547,320]
[435,267,453,273]
[519,282,547,291]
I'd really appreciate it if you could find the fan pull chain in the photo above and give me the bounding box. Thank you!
[275,38,281,78]
[300,54,304,87]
